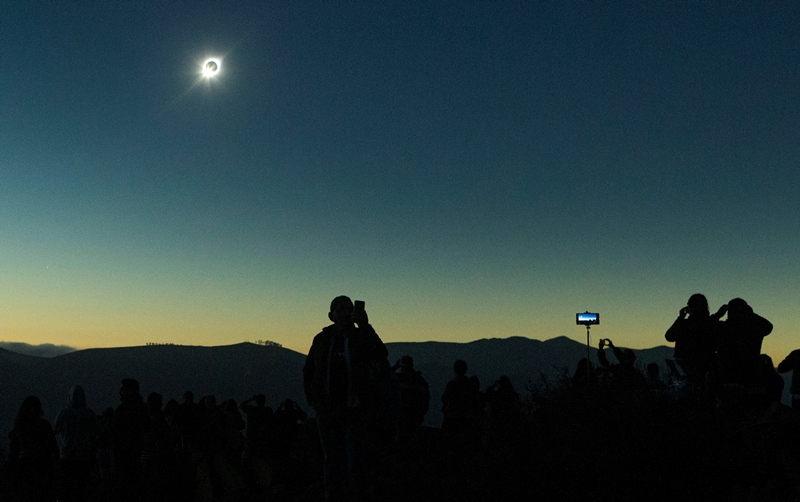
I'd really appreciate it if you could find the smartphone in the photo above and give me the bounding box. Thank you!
[354,300,365,314]
[576,312,600,325]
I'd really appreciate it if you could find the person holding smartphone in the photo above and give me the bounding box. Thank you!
[303,296,388,502]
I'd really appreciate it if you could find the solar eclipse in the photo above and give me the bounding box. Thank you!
[202,58,221,78]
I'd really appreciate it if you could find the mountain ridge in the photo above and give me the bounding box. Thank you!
[0,335,728,459]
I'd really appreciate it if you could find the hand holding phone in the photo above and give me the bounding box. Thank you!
[353,300,368,326]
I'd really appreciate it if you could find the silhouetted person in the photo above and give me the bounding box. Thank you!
[139,392,172,498]
[271,399,307,482]
[111,378,149,500]
[96,407,115,493]
[571,357,598,389]
[441,359,481,436]
[485,375,519,425]
[716,298,773,387]
[597,339,647,394]
[163,398,181,444]
[645,362,668,394]
[470,374,485,426]
[303,295,388,502]
[756,354,784,407]
[367,356,402,439]
[240,394,273,460]
[198,394,220,454]
[200,395,247,496]
[175,390,201,451]
[141,393,170,464]
[158,397,193,500]
[392,355,430,436]
[7,396,59,501]
[196,394,229,498]
[777,349,800,409]
[665,294,725,386]
[53,385,97,502]
[219,398,246,460]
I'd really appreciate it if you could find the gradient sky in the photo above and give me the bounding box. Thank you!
[2,2,799,361]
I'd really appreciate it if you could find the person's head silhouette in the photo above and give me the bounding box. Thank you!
[329,295,354,327]
[687,293,709,316]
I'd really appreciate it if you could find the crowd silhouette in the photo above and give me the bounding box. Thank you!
[2,293,800,501]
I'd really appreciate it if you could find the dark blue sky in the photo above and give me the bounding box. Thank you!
[2,1,799,358]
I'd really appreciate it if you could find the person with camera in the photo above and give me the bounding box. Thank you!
[715,298,773,388]
[664,293,726,387]
[303,296,388,502]
[597,339,647,394]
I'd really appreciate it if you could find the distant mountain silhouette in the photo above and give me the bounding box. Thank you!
[0,342,305,458]
[0,341,76,357]
[0,336,686,456]
[386,335,679,426]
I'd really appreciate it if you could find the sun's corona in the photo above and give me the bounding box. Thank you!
[202,58,221,78]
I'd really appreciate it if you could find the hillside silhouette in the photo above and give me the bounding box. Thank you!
[2,337,800,501]
[0,336,676,444]
[0,343,305,452]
